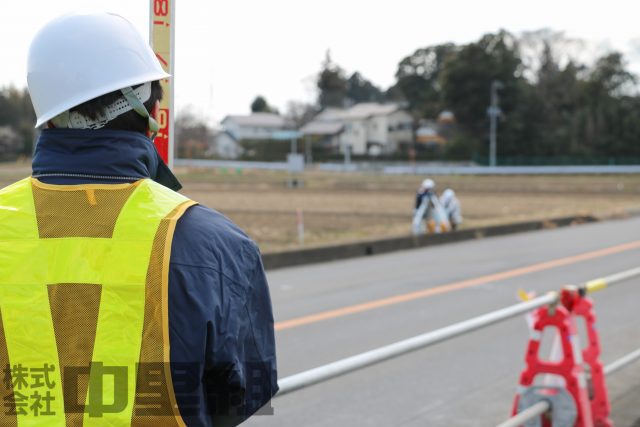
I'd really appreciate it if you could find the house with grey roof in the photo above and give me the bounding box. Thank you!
[210,113,295,159]
[221,113,294,141]
[300,103,413,156]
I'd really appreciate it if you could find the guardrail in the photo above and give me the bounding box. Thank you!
[603,347,640,376]
[278,267,640,395]
[380,165,640,175]
[276,267,640,422]
[278,293,556,395]
[175,158,290,171]
[176,158,640,175]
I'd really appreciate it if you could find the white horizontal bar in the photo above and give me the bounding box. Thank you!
[495,401,550,427]
[597,267,640,288]
[277,293,556,396]
[604,347,640,376]
[276,267,640,399]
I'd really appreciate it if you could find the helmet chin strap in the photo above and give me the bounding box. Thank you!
[120,86,160,140]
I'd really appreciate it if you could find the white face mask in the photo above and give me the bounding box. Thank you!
[50,82,158,133]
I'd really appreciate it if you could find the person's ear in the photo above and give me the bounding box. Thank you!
[147,100,161,138]
[151,100,160,120]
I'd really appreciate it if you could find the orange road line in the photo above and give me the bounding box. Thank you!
[275,240,640,331]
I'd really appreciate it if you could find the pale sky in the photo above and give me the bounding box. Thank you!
[2,0,640,124]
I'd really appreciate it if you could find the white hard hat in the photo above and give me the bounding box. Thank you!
[27,12,170,128]
[442,188,455,200]
[421,179,435,190]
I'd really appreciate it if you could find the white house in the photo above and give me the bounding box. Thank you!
[302,103,413,155]
[207,130,244,159]
[211,113,294,159]
[221,113,293,141]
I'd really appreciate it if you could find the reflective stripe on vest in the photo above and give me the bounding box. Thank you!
[0,177,196,426]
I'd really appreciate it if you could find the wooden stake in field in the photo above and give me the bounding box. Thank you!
[296,208,305,245]
[149,0,175,168]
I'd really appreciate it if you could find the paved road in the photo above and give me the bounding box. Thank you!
[247,217,640,426]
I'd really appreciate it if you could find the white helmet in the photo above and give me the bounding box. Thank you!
[27,12,170,128]
[420,179,435,190]
[441,188,455,204]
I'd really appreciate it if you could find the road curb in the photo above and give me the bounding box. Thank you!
[261,214,599,270]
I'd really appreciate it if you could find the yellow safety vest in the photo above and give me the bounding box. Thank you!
[0,177,196,426]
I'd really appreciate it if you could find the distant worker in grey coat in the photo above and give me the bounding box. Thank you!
[440,188,463,230]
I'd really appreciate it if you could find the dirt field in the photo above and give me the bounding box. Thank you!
[1,163,639,253]
[176,169,640,252]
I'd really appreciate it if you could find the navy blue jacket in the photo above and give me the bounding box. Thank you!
[31,129,278,426]
[415,189,434,210]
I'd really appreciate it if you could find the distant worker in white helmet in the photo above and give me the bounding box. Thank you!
[0,12,277,426]
[412,179,450,234]
[440,188,463,230]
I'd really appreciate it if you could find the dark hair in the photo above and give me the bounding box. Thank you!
[70,80,163,134]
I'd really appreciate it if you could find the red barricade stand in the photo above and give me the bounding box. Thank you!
[562,288,612,427]
[513,302,594,426]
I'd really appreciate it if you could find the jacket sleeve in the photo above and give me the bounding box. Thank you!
[205,241,278,426]
[415,192,422,210]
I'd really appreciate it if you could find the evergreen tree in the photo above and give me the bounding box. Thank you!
[317,51,347,108]
[345,72,385,104]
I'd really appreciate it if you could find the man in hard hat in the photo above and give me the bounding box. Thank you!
[440,188,463,230]
[415,179,436,212]
[0,13,277,426]
[412,178,449,234]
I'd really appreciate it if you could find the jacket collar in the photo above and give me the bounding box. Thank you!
[32,129,181,191]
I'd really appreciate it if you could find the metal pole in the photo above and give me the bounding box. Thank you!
[277,293,557,396]
[604,347,640,375]
[488,80,503,168]
[584,266,640,293]
[489,110,497,168]
[305,135,312,164]
[495,401,550,427]
[276,266,640,396]
[344,144,351,167]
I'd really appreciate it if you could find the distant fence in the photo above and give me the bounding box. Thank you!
[473,155,640,166]
[379,164,640,175]
[176,158,640,175]
[175,158,289,171]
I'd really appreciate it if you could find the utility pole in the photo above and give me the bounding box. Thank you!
[344,144,351,166]
[488,80,503,168]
